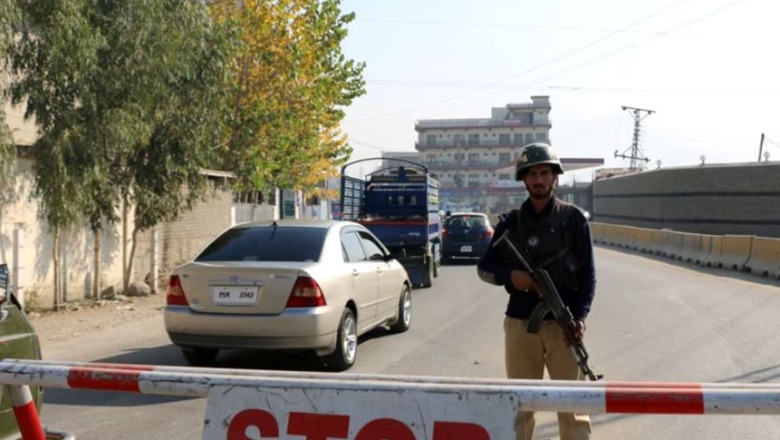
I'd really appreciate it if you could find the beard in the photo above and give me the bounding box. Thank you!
[526,182,554,199]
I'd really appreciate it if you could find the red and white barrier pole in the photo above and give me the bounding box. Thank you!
[11,358,780,390]
[3,360,780,415]
[6,384,46,440]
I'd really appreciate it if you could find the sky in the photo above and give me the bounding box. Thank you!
[338,0,780,183]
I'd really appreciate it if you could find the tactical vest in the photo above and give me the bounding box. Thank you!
[507,198,579,292]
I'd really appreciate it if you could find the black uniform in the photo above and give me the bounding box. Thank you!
[477,197,596,322]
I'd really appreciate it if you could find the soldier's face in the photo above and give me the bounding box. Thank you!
[522,165,557,199]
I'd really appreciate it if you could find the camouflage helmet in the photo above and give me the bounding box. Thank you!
[515,142,564,180]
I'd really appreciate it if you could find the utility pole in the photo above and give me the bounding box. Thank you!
[758,132,765,162]
[614,106,654,170]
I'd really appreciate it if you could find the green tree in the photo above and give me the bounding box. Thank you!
[10,0,230,303]
[0,0,20,187]
[209,0,365,194]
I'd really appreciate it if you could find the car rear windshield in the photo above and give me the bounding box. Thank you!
[445,215,488,228]
[195,226,327,262]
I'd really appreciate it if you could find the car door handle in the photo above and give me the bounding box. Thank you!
[352,269,359,277]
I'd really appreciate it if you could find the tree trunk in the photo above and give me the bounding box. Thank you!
[122,195,130,293]
[92,229,101,301]
[127,224,140,292]
[52,226,61,309]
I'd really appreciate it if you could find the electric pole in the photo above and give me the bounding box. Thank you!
[614,106,654,170]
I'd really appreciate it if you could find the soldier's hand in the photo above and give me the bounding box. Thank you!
[510,270,535,292]
[573,320,586,341]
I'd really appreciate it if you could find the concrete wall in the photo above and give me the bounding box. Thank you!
[0,157,126,308]
[593,162,780,237]
[134,184,234,292]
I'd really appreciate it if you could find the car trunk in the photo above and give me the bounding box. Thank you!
[176,262,307,315]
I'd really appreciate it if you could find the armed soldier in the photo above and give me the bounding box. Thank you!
[477,143,596,440]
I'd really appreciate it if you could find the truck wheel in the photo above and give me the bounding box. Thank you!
[421,259,434,288]
[389,285,412,333]
[326,308,358,371]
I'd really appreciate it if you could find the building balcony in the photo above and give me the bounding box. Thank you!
[415,119,552,132]
[415,138,548,151]
[426,160,515,171]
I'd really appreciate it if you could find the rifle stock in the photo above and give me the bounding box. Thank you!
[493,230,603,381]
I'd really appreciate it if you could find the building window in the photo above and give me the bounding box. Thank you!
[468,134,479,146]
[499,134,510,145]
[426,135,436,146]
[468,153,479,162]
[454,153,465,162]
[514,133,524,145]
[454,134,464,146]
[499,173,511,180]
[535,133,547,142]
[499,153,510,163]
[524,133,534,144]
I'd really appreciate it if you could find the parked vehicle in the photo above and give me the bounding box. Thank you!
[441,212,494,263]
[164,220,411,371]
[340,158,441,288]
[0,264,74,440]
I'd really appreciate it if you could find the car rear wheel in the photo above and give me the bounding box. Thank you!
[326,308,357,371]
[389,285,412,333]
[181,347,219,366]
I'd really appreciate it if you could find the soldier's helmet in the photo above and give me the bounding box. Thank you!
[515,142,564,181]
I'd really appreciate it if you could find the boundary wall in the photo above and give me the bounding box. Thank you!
[593,162,780,238]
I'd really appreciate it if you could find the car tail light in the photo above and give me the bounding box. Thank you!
[166,275,189,306]
[481,228,494,240]
[441,228,447,239]
[286,276,326,307]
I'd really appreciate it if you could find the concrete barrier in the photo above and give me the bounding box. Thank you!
[654,230,684,259]
[705,236,723,267]
[590,222,606,243]
[712,235,753,271]
[694,235,714,266]
[679,233,703,263]
[745,237,780,278]
[633,228,655,253]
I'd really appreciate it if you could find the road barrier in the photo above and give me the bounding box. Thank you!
[745,236,780,278]
[718,235,753,271]
[592,223,780,280]
[678,232,702,263]
[4,360,780,439]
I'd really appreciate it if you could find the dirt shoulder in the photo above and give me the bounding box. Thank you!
[28,294,167,345]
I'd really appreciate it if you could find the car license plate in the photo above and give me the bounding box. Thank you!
[211,286,259,306]
[460,245,472,253]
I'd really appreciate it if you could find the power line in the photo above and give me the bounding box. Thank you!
[349,0,688,123]
[514,0,750,89]
[357,18,669,35]
[363,80,780,98]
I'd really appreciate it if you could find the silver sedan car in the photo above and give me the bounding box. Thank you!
[164,219,412,370]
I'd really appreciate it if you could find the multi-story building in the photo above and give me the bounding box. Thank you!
[412,96,603,213]
[414,96,553,212]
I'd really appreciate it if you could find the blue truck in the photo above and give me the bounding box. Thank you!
[340,158,441,288]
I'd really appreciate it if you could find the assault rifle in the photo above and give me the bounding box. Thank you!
[493,230,603,381]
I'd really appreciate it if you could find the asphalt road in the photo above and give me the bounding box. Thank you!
[38,246,780,439]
